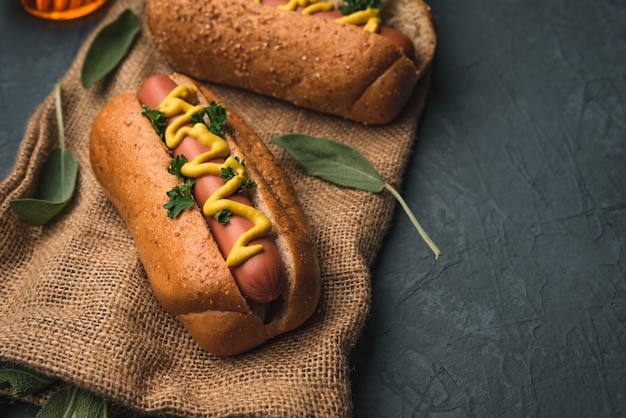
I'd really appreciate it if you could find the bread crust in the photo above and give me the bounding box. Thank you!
[145,0,436,124]
[89,74,321,356]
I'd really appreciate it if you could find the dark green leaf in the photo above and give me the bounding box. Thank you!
[238,178,257,193]
[0,368,56,397]
[37,386,107,418]
[341,0,381,15]
[271,133,442,259]
[10,148,78,226]
[270,133,385,192]
[206,102,228,137]
[81,9,141,89]
[191,102,228,137]
[141,105,167,142]
[10,83,79,226]
[164,178,196,218]
[220,166,237,182]
[36,387,76,418]
[214,209,232,224]
[168,155,188,179]
[73,388,107,418]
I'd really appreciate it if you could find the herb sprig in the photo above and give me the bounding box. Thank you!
[341,0,382,15]
[164,156,197,218]
[10,84,78,226]
[220,158,258,193]
[192,101,228,137]
[81,3,143,89]
[270,133,442,259]
[141,105,167,142]
[0,367,109,417]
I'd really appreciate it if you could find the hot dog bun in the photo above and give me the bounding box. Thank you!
[145,0,436,125]
[89,73,321,356]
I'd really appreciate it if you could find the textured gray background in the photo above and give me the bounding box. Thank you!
[2,0,625,416]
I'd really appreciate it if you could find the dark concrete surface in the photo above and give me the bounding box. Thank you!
[2,0,625,416]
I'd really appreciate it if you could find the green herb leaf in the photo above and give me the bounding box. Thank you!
[81,8,142,89]
[0,368,56,397]
[238,178,257,193]
[141,105,167,142]
[37,385,107,418]
[341,0,381,15]
[9,149,78,226]
[164,178,196,218]
[190,102,227,137]
[10,84,78,226]
[214,209,232,224]
[206,102,228,137]
[220,166,237,182]
[270,133,442,259]
[270,133,385,192]
[168,155,188,179]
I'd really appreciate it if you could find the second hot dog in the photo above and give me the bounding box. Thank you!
[145,0,437,124]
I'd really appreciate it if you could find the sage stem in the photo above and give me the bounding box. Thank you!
[384,183,442,259]
[54,83,64,151]
[61,385,79,418]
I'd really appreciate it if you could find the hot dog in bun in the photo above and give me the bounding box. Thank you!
[89,73,321,356]
[145,0,436,124]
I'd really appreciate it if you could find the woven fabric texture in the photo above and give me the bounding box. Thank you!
[0,0,430,416]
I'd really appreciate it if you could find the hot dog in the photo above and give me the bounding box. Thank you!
[89,73,321,356]
[138,74,285,304]
[145,0,437,125]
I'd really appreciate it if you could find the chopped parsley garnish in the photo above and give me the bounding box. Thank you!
[206,101,228,136]
[141,105,167,142]
[341,0,381,15]
[238,179,258,193]
[164,178,196,218]
[168,155,187,179]
[219,166,237,182]
[214,209,232,224]
[142,98,235,219]
[219,159,258,193]
[191,101,228,137]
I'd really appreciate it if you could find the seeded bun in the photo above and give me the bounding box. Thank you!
[89,74,321,356]
[145,0,436,124]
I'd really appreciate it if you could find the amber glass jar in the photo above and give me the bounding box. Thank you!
[21,0,108,20]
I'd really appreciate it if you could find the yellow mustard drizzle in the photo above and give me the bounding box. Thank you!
[302,1,334,14]
[335,6,380,33]
[159,85,272,267]
[277,0,310,11]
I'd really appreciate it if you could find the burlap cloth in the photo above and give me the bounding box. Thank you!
[0,0,431,415]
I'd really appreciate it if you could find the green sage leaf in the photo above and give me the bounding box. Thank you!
[81,8,141,89]
[10,84,79,226]
[37,386,107,418]
[73,388,108,418]
[0,368,56,397]
[10,149,78,226]
[270,133,442,259]
[270,133,385,192]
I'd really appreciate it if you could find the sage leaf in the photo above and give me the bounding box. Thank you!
[270,133,385,192]
[10,149,78,226]
[10,84,79,226]
[81,8,141,89]
[37,386,107,418]
[73,388,108,418]
[0,368,56,397]
[270,133,442,259]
